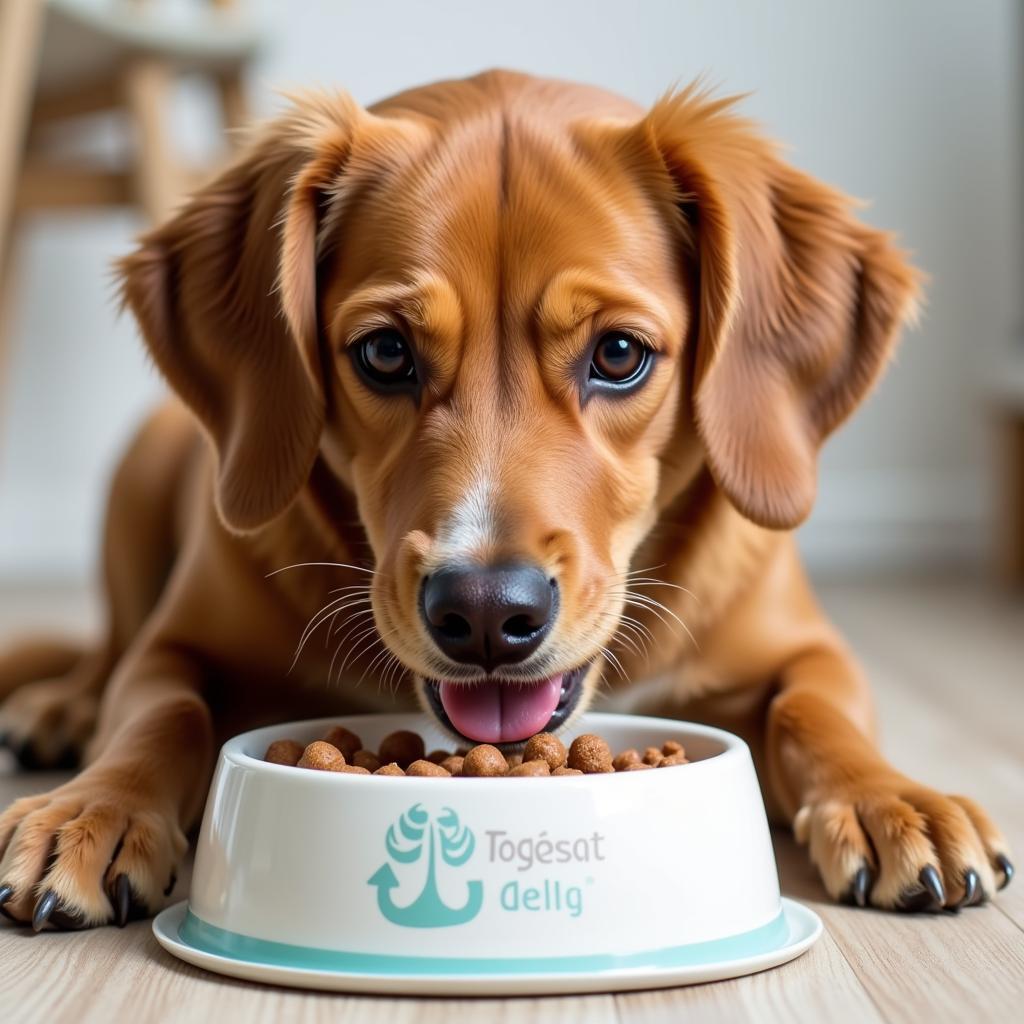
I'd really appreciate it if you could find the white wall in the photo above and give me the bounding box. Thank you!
[1,0,1020,580]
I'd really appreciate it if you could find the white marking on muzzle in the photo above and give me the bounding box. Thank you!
[432,473,497,566]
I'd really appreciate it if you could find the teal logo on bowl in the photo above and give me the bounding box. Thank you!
[368,804,483,928]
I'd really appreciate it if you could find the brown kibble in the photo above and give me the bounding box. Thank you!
[406,759,451,777]
[523,733,567,771]
[567,734,614,774]
[659,752,690,767]
[268,727,690,779]
[321,726,362,761]
[379,730,426,769]
[264,739,304,766]
[612,748,641,772]
[297,741,346,772]
[352,749,381,773]
[462,744,508,777]
[509,759,551,777]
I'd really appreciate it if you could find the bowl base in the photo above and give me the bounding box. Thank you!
[152,898,822,995]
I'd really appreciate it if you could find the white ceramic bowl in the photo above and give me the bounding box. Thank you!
[157,711,820,993]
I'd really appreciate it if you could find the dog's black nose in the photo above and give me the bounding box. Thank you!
[421,564,555,671]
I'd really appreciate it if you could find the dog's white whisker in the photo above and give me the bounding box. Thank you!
[267,561,375,578]
[611,630,643,659]
[621,593,700,652]
[620,563,668,579]
[289,594,356,672]
[599,645,628,682]
[327,615,391,687]
[327,625,381,683]
[626,578,700,603]
[339,625,392,677]
[352,625,404,688]
[598,600,659,658]
[326,583,374,596]
[362,643,399,685]
[291,593,376,669]
[332,606,375,638]
[617,611,657,642]
[380,650,405,695]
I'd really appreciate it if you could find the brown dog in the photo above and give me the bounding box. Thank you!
[0,71,1012,929]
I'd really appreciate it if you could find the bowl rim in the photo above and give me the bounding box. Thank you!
[221,711,750,786]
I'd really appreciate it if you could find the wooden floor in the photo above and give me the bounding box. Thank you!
[1,578,1022,1024]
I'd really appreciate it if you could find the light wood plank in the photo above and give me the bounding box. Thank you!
[615,921,885,1024]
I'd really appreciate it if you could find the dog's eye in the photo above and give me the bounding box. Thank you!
[355,329,417,389]
[589,332,650,385]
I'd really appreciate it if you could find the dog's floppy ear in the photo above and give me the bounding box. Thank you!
[119,94,384,532]
[640,89,922,529]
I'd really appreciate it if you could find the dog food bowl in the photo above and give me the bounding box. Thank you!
[153,712,821,994]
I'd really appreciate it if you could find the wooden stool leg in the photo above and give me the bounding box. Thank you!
[216,70,250,142]
[121,59,184,224]
[0,222,21,416]
[0,0,44,429]
[995,413,1024,587]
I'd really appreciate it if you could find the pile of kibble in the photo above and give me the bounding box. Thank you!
[263,725,689,777]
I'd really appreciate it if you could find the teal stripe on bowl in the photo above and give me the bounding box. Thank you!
[180,909,789,976]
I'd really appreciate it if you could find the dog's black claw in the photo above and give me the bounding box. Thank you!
[0,882,16,923]
[113,873,132,928]
[920,864,946,906]
[31,889,58,931]
[899,865,945,913]
[112,873,147,927]
[966,868,983,906]
[842,865,872,907]
[852,865,872,908]
[996,854,1014,891]
[163,873,177,898]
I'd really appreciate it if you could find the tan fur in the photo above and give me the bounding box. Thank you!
[0,71,1009,927]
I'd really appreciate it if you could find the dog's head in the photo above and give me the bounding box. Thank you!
[120,73,919,746]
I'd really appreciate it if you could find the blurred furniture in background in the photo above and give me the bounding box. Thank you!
[0,0,260,428]
[992,350,1024,586]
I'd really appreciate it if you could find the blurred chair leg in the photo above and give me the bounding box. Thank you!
[216,70,250,141]
[122,59,184,225]
[0,0,44,431]
[995,414,1024,588]
[0,224,20,422]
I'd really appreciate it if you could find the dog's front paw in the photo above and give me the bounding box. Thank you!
[0,776,186,930]
[794,777,1013,912]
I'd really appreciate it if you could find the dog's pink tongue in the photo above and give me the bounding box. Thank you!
[439,675,563,743]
